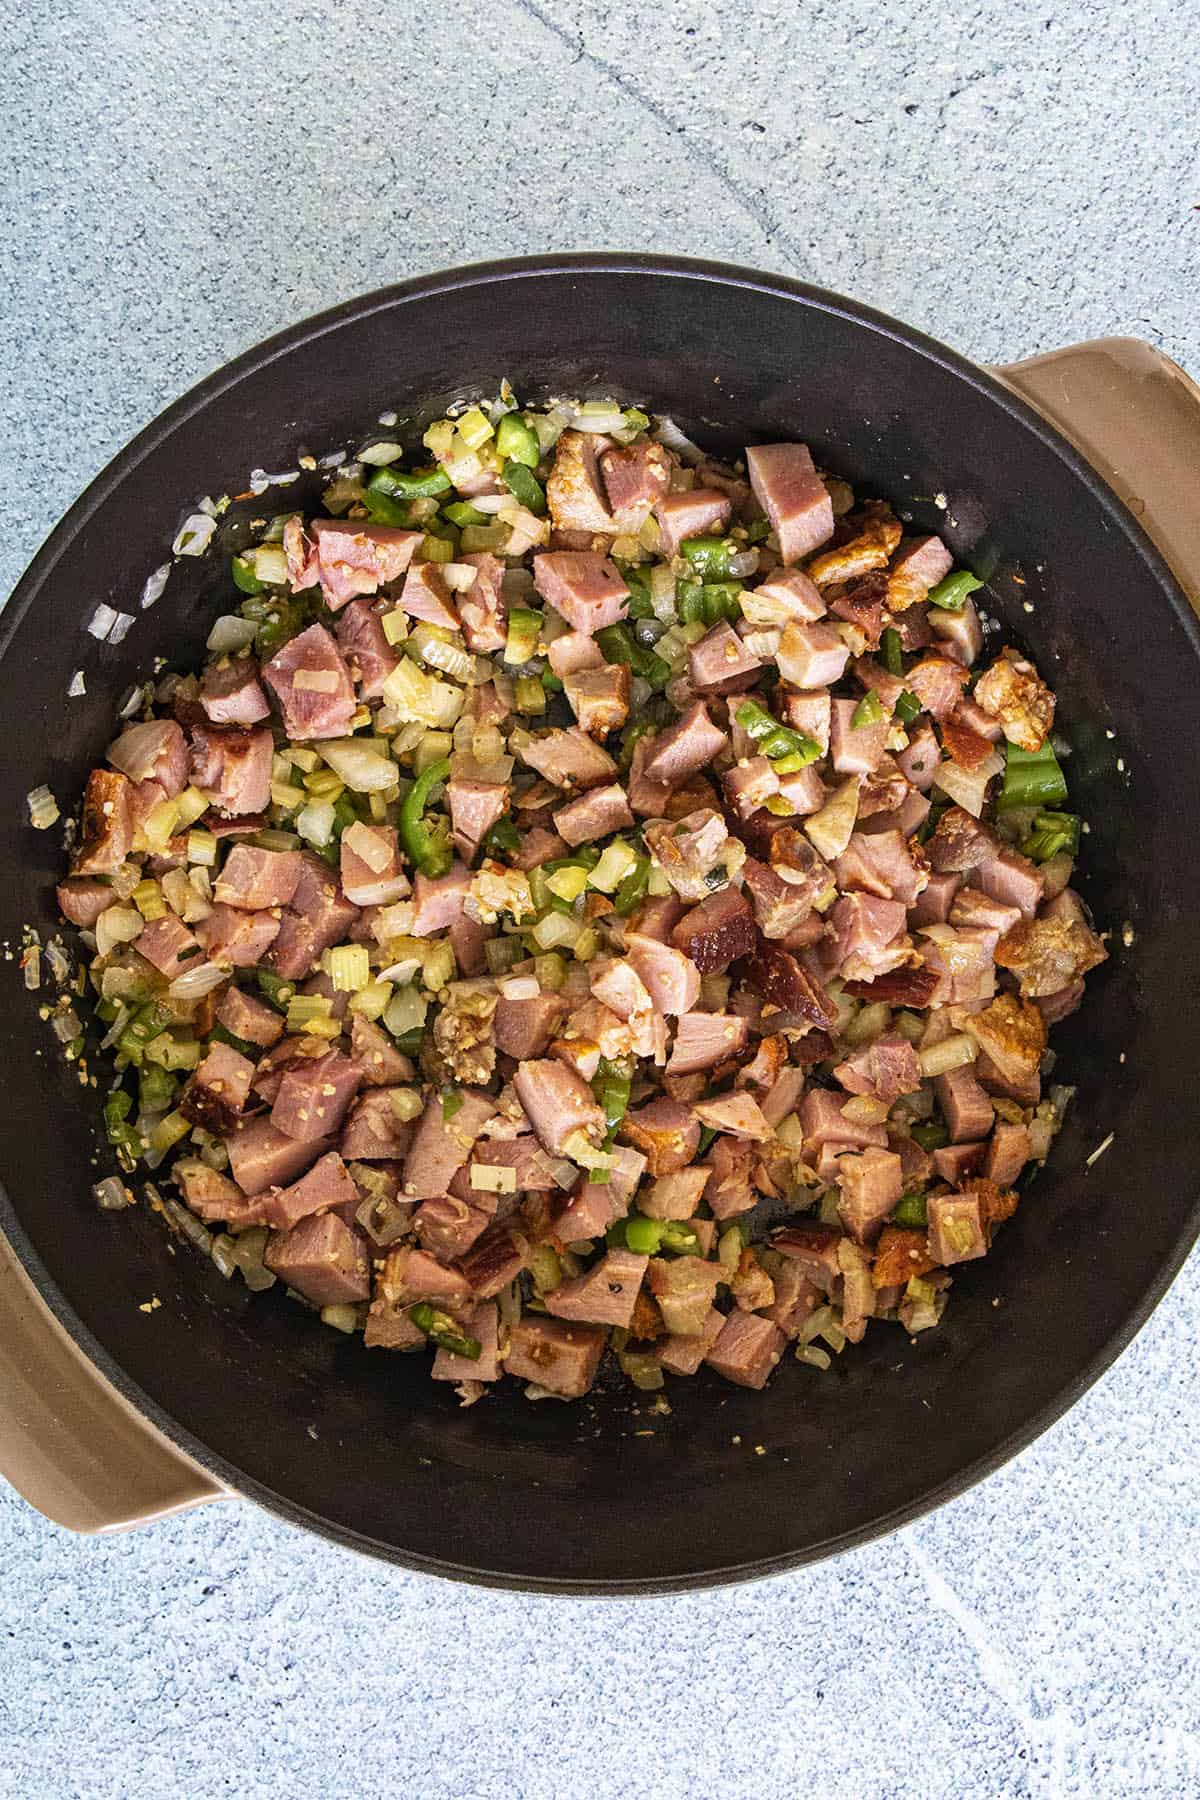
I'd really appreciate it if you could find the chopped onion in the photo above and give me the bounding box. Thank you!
[140,563,171,609]
[358,440,405,466]
[918,1033,978,1078]
[248,467,300,494]
[319,448,347,470]
[95,905,143,957]
[319,738,398,793]
[569,408,626,435]
[653,415,705,464]
[498,974,540,1000]
[933,749,1004,818]
[167,960,229,999]
[292,667,341,692]
[93,1176,135,1211]
[442,562,481,593]
[87,602,120,640]
[726,549,760,580]
[464,492,512,514]
[172,513,217,557]
[206,614,259,654]
[67,670,86,698]
[26,784,60,830]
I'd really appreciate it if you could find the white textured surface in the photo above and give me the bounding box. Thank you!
[1,0,1197,1793]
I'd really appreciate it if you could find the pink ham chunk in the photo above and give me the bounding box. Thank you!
[832,893,909,981]
[548,631,603,679]
[532,552,629,635]
[887,535,953,610]
[107,720,189,796]
[267,850,359,979]
[189,725,273,815]
[909,870,961,926]
[180,1041,256,1134]
[763,1261,821,1339]
[642,701,728,785]
[671,886,757,974]
[599,440,672,530]
[553,783,633,846]
[746,442,833,564]
[692,1091,770,1140]
[777,621,849,690]
[688,620,762,695]
[519,726,617,792]
[752,568,827,622]
[174,1160,257,1227]
[271,1050,361,1144]
[906,654,969,720]
[262,625,356,741]
[557,1160,642,1243]
[742,857,821,940]
[625,932,701,1017]
[985,1120,1031,1186]
[493,991,568,1060]
[199,659,270,728]
[800,1088,888,1152]
[545,429,617,534]
[264,1210,370,1305]
[307,518,422,609]
[513,1059,604,1158]
[216,985,285,1049]
[401,1088,496,1199]
[214,845,302,911]
[654,487,732,559]
[934,1065,995,1143]
[773,1223,843,1292]
[339,823,410,907]
[57,878,115,929]
[834,1033,922,1104]
[972,846,1044,919]
[589,958,654,1025]
[335,599,400,701]
[641,1167,710,1221]
[620,1097,700,1176]
[380,1244,473,1311]
[349,1015,411,1088]
[338,1090,413,1160]
[134,913,203,979]
[705,1311,786,1389]
[564,664,631,737]
[415,1196,492,1262]
[932,1142,987,1186]
[835,830,927,908]
[544,1247,649,1329]
[703,1136,756,1219]
[667,1011,749,1074]
[921,925,998,1005]
[830,698,889,774]
[724,757,780,821]
[198,904,281,968]
[72,769,133,876]
[411,862,471,936]
[400,562,460,631]
[933,600,984,666]
[927,1190,988,1266]
[227,1117,329,1195]
[447,780,507,864]
[457,552,507,654]
[504,1316,606,1398]
[836,1147,902,1243]
[656,1306,726,1376]
[432,1301,502,1383]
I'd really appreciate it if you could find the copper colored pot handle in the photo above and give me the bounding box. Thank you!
[994,336,1200,614]
[3,334,1197,1539]
[0,1231,229,1532]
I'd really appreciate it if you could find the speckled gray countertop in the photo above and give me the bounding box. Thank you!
[1,1,1198,1794]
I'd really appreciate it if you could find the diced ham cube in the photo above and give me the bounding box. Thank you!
[777,621,849,690]
[457,553,508,654]
[544,1247,649,1328]
[107,720,189,795]
[921,925,999,1005]
[399,561,459,631]
[642,701,728,785]
[701,1136,755,1219]
[494,991,568,1060]
[752,568,827,621]
[532,552,629,635]
[906,654,969,720]
[545,430,617,535]
[772,1223,843,1292]
[909,870,961,926]
[308,518,422,609]
[886,535,953,611]
[553,782,633,846]
[644,807,744,903]
[431,1301,502,1383]
[199,659,270,728]
[705,1311,786,1389]
[262,625,356,741]
[829,697,889,775]
[927,1190,988,1265]
[926,805,1000,873]
[216,984,285,1049]
[400,1089,495,1199]
[189,725,274,815]
[57,877,115,928]
[724,757,779,821]
[415,1196,491,1262]
[134,913,202,979]
[949,888,1022,936]
[198,904,282,968]
[599,440,672,531]
[667,886,757,975]
[654,487,732,559]
[666,1011,748,1074]
[932,599,984,666]
[174,1159,258,1227]
[641,1168,710,1221]
[836,1147,902,1243]
[656,1306,726,1376]
[264,1211,370,1305]
[985,1120,1031,1186]
[832,892,909,981]
[763,1261,821,1338]
[519,726,617,791]
[214,845,302,911]
[338,822,410,907]
[620,1097,700,1176]
[932,1142,988,1185]
[972,847,1044,919]
[933,1065,995,1143]
[625,932,701,1017]
[799,1088,888,1151]
[446,781,507,865]
[548,630,604,678]
[688,620,762,695]
[563,663,631,737]
[513,1059,604,1158]
[410,862,471,936]
[349,1014,411,1088]
[745,442,834,563]
[692,1092,770,1140]
[226,1116,328,1194]
[335,599,400,701]
[504,1316,606,1398]
[271,1049,361,1143]
[339,1089,414,1160]
[380,1244,473,1311]
[835,830,927,908]
[833,1034,922,1104]
[180,1041,256,1134]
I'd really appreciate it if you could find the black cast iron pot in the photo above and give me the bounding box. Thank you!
[2,255,1198,1591]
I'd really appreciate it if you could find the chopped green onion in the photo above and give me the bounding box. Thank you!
[115,1002,172,1064]
[138,1062,178,1114]
[255,970,294,1011]
[501,461,547,516]
[927,570,984,612]
[442,500,488,528]
[881,627,904,677]
[851,690,886,730]
[442,1090,464,1122]
[998,741,1068,813]
[408,1303,481,1359]
[697,1125,718,1156]
[891,1192,929,1227]
[591,1059,632,1135]
[484,815,522,856]
[613,854,651,917]
[595,623,670,689]
[910,1121,949,1153]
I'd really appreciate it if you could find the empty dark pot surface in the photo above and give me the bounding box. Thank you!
[2,256,1198,1592]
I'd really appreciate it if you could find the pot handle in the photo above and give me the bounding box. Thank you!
[993,336,1200,612]
[0,1229,229,1533]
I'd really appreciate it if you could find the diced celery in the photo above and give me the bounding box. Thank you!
[455,407,494,449]
[326,944,371,992]
[546,865,589,903]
